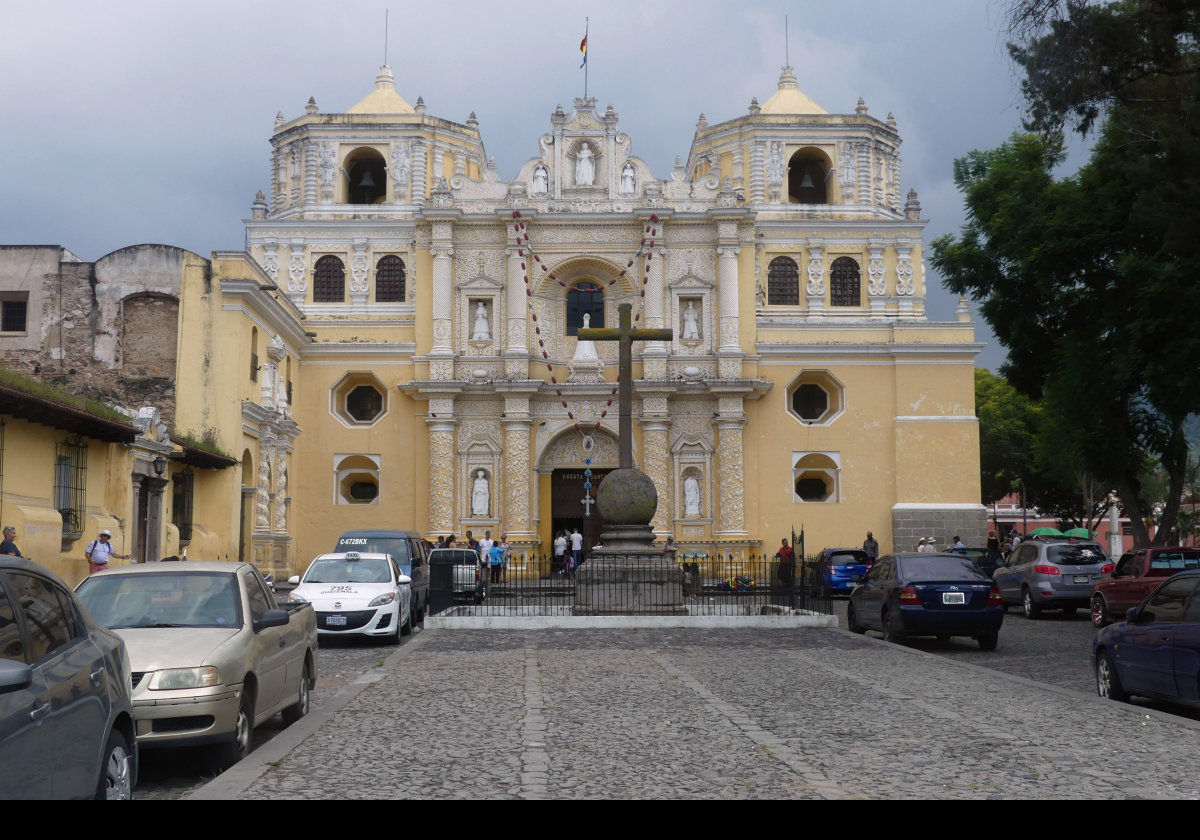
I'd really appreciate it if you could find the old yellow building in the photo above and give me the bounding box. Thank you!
[0,65,983,581]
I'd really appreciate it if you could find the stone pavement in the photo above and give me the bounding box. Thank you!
[192,628,1200,799]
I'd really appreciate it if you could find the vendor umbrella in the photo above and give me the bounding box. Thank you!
[1028,526,1066,538]
[1063,527,1096,539]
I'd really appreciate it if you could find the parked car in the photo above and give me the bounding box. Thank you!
[947,545,1003,578]
[810,547,872,595]
[289,552,413,642]
[429,548,486,603]
[0,556,137,799]
[993,539,1109,618]
[335,530,429,625]
[75,562,317,768]
[847,553,1004,650]
[1093,570,1200,708]
[1091,547,1200,627]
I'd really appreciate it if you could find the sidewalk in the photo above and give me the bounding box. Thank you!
[192,628,1200,799]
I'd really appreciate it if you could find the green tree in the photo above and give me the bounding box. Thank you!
[975,368,1039,505]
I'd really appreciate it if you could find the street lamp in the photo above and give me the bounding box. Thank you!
[152,456,167,477]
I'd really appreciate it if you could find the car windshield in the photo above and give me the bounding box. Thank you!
[76,572,240,629]
[1148,550,1200,572]
[829,552,868,565]
[432,550,478,566]
[1047,544,1106,565]
[950,547,986,561]
[335,536,412,564]
[897,556,989,582]
[304,558,393,584]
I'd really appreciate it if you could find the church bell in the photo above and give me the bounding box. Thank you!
[799,170,815,189]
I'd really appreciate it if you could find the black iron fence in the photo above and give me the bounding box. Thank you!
[428,552,833,617]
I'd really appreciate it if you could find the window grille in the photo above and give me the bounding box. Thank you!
[313,256,346,303]
[830,257,861,307]
[172,468,194,543]
[54,437,87,535]
[566,282,604,335]
[767,257,800,305]
[375,256,406,303]
[1,299,27,333]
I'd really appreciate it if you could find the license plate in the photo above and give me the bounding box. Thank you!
[942,592,966,605]
[1073,575,1089,584]
[326,615,347,627]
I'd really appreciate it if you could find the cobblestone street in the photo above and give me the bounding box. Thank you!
[186,627,1200,800]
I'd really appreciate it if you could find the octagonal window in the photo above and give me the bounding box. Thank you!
[793,452,840,504]
[785,370,845,426]
[331,373,389,428]
[335,455,381,505]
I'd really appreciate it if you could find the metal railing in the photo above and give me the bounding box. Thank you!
[428,552,833,617]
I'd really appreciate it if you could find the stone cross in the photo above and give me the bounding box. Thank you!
[579,303,672,470]
[581,493,595,516]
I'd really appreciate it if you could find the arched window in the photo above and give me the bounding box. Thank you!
[788,151,829,204]
[767,257,800,305]
[344,148,387,205]
[830,257,861,307]
[313,256,345,303]
[375,256,406,303]
[566,281,604,335]
[250,326,259,382]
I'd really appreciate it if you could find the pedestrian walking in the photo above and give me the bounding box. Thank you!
[84,528,130,574]
[916,537,930,553]
[986,530,1000,553]
[570,527,583,571]
[553,530,567,576]
[862,531,879,563]
[1,526,21,557]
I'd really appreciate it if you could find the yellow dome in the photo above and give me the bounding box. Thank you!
[760,66,826,115]
[348,66,415,115]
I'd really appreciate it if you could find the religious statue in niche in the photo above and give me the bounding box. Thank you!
[471,301,491,341]
[681,301,701,341]
[683,473,702,517]
[575,143,595,186]
[620,162,636,194]
[532,164,549,195]
[471,470,490,517]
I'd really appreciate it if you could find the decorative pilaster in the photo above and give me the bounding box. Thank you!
[715,411,748,536]
[273,450,289,533]
[502,418,534,538]
[412,140,428,204]
[427,416,457,536]
[806,243,826,317]
[750,141,765,205]
[430,245,455,380]
[350,238,370,304]
[304,141,318,208]
[256,440,275,531]
[867,242,887,316]
[504,246,528,377]
[716,239,741,378]
[286,238,306,302]
[640,401,671,536]
[895,241,917,319]
[643,245,668,379]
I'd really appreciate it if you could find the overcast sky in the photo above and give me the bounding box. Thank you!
[0,0,1046,370]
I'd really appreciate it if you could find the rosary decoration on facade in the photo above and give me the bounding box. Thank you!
[509,210,659,437]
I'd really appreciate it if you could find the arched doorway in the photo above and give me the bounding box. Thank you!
[536,426,620,563]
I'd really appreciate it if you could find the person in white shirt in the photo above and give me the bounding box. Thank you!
[554,530,568,576]
[953,536,965,549]
[85,529,130,573]
[570,528,584,572]
[477,531,495,581]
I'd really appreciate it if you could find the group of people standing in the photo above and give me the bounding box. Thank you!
[552,527,586,577]
[436,530,511,583]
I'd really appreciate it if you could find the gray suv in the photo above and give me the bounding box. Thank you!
[994,540,1109,619]
[0,557,137,798]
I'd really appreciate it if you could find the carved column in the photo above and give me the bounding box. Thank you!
[504,246,528,377]
[304,141,318,207]
[867,241,888,317]
[716,221,742,379]
[643,245,668,379]
[273,450,289,534]
[430,245,455,380]
[412,140,428,203]
[640,394,671,537]
[427,409,457,537]
[502,413,534,540]
[806,243,826,316]
[715,399,747,537]
[255,440,274,532]
[750,141,765,205]
[895,240,917,319]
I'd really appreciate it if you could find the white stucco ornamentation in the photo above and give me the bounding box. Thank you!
[868,245,887,296]
[287,242,306,293]
[896,245,915,295]
[806,246,826,296]
[261,240,279,281]
[319,142,336,203]
[391,141,410,190]
[350,242,369,293]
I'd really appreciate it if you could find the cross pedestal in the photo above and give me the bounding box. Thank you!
[574,303,685,613]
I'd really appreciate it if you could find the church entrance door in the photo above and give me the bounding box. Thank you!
[550,468,611,560]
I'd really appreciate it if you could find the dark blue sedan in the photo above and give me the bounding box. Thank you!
[847,553,1005,650]
[1093,570,1200,708]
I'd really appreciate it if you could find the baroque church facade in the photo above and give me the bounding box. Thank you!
[245,64,984,566]
[0,64,984,582]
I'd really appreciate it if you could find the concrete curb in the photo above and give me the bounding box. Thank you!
[840,626,1200,733]
[425,614,840,630]
[186,627,437,800]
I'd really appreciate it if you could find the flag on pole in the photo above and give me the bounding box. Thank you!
[579,30,588,68]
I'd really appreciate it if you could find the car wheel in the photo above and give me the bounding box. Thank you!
[883,610,902,644]
[846,602,865,634]
[1091,595,1111,628]
[282,660,313,725]
[1096,650,1129,701]
[977,633,998,652]
[95,728,133,800]
[400,605,413,637]
[216,691,254,769]
[1022,588,1041,619]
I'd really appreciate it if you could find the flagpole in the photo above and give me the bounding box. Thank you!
[584,17,589,99]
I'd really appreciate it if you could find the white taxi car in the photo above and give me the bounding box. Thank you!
[287,552,412,643]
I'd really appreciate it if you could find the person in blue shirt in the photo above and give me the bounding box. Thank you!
[488,540,505,585]
[1,526,21,557]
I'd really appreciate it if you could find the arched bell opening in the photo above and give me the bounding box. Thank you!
[343,147,387,205]
[787,149,831,204]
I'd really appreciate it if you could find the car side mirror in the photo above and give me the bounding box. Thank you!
[397,574,412,585]
[0,659,33,694]
[253,608,290,632]
[1126,607,1141,623]
[287,575,300,586]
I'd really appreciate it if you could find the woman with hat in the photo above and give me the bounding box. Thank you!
[85,529,131,574]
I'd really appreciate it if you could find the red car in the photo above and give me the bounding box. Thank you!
[1091,547,1200,627]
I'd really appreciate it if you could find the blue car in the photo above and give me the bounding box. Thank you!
[813,547,872,595]
[847,553,1005,650]
[1093,570,1200,708]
